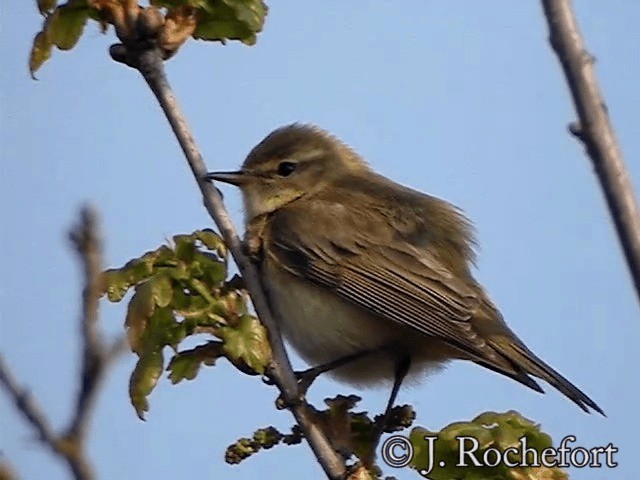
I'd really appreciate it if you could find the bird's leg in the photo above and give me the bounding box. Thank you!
[295,348,380,397]
[264,347,381,395]
[265,346,397,412]
[373,355,411,440]
[267,348,381,410]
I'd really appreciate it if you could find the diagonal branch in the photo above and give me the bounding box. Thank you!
[0,354,93,480]
[0,207,125,480]
[109,44,347,479]
[0,356,59,448]
[541,0,640,305]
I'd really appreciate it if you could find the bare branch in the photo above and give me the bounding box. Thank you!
[0,458,19,480]
[106,336,128,361]
[0,207,125,480]
[109,42,347,479]
[67,206,107,442]
[0,356,59,448]
[542,0,640,305]
[0,355,95,480]
[66,206,126,444]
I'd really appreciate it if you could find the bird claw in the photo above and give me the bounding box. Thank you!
[294,367,324,397]
[270,368,322,410]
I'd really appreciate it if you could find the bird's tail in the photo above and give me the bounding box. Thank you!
[478,336,605,416]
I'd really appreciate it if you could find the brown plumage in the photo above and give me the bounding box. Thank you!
[207,124,604,415]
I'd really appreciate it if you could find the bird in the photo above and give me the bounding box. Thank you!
[206,123,604,416]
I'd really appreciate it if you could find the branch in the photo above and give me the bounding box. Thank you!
[109,43,347,480]
[67,206,127,443]
[541,0,640,305]
[0,356,59,449]
[0,206,125,480]
[0,457,19,480]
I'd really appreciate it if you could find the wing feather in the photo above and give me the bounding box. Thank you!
[267,207,499,363]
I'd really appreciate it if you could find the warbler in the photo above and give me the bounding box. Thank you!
[206,124,603,415]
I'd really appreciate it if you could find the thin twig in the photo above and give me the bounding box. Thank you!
[67,206,107,442]
[0,356,59,448]
[0,355,95,480]
[110,44,347,479]
[541,0,640,305]
[0,207,126,480]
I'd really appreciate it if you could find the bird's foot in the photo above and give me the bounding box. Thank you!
[266,368,323,409]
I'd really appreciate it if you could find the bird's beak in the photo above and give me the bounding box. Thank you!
[204,170,248,186]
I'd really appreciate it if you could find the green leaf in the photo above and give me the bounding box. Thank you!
[193,251,226,285]
[157,0,261,48]
[193,0,267,45]
[46,4,89,51]
[129,347,163,420]
[102,269,131,302]
[195,228,227,257]
[125,281,157,354]
[103,245,175,302]
[207,289,247,321]
[171,287,206,312]
[124,273,173,354]
[220,314,271,374]
[171,230,225,266]
[149,306,187,350]
[220,0,267,33]
[128,308,184,418]
[29,31,53,78]
[151,271,173,308]
[167,341,224,384]
[173,233,197,262]
[194,18,252,45]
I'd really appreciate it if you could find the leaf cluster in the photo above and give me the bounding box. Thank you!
[225,425,304,465]
[101,229,272,419]
[30,0,268,77]
[225,407,568,479]
[226,394,416,477]
[409,410,568,480]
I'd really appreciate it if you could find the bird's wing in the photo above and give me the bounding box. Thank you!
[266,202,502,364]
[266,200,605,414]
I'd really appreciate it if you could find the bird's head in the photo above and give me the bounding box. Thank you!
[206,124,370,220]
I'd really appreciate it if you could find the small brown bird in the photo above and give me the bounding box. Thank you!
[207,124,603,416]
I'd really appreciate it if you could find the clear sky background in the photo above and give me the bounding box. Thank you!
[1,2,639,479]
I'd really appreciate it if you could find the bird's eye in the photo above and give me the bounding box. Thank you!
[276,161,297,177]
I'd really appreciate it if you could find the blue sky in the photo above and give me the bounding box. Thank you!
[1,2,639,479]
